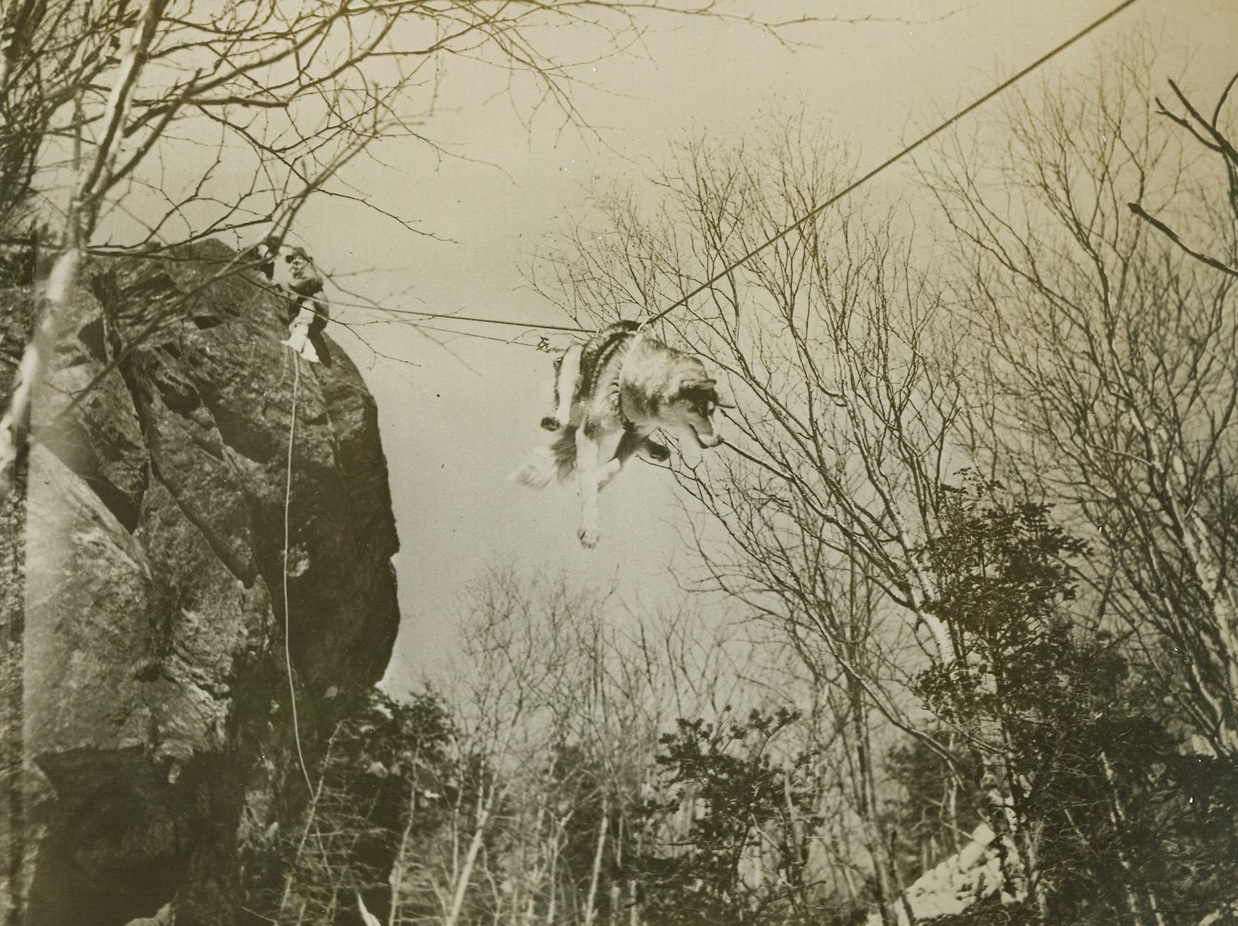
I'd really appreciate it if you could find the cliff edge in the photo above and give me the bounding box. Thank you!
[13,240,401,925]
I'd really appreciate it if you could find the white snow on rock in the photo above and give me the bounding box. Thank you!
[865,823,1002,926]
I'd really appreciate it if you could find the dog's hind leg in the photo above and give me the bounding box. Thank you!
[575,426,606,548]
[542,343,582,431]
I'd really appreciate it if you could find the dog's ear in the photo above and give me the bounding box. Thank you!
[698,378,736,409]
[679,379,715,401]
[681,378,735,410]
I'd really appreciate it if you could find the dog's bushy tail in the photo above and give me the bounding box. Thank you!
[510,428,577,487]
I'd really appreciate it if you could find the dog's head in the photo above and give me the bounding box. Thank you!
[670,377,731,448]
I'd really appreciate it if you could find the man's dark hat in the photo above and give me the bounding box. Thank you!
[285,246,311,263]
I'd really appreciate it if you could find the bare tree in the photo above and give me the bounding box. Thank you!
[434,570,619,926]
[532,113,988,923]
[1129,70,1238,279]
[930,44,1238,756]
[429,566,760,925]
[537,117,972,669]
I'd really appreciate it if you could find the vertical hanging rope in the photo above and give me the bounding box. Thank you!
[280,352,348,911]
[282,355,315,796]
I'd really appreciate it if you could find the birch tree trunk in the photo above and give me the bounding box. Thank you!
[444,782,497,926]
[583,801,609,926]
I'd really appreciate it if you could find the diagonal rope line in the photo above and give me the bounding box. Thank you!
[321,299,587,332]
[643,0,1145,325]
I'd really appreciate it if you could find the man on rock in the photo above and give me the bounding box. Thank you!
[279,247,328,363]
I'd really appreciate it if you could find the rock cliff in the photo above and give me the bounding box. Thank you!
[11,240,401,925]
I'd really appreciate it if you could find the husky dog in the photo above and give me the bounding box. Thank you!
[513,320,730,548]
[540,323,670,461]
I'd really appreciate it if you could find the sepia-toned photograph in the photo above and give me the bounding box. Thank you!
[2,1,1237,924]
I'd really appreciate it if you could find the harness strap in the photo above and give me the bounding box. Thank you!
[577,320,640,428]
[612,380,635,429]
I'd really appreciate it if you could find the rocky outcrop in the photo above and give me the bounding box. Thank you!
[13,241,401,925]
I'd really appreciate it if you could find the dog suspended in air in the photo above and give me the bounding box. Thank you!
[512,320,731,548]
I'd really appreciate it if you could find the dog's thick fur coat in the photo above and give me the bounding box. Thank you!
[512,321,728,548]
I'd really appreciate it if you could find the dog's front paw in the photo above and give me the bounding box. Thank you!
[577,524,600,549]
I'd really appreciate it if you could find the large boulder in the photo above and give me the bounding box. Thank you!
[15,240,401,925]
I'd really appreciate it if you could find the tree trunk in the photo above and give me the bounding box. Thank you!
[444,782,497,926]
[583,800,609,926]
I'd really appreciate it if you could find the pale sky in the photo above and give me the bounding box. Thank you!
[272,0,1238,689]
